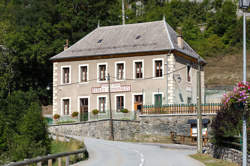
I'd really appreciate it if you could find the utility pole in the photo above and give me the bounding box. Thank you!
[122,0,125,25]
[197,58,203,153]
[108,73,114,141]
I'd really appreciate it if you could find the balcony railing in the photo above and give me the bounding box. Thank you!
[141,103,222,115]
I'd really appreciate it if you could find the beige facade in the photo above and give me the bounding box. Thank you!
[52,53,205,117]
[50,20,206,118]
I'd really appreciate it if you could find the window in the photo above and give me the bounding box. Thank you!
[62,67,70,84]
[155,60,163,77]
[116,96,124,112]
[135,62,143,78]
[187,97,192,104]
[98,64,107,81]
[116,63,124,80]
[80,66,88,82]
[187,65,191,82]
[98,97,106,113]
[63,99,70,115]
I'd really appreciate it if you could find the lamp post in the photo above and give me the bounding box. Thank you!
[239,0,249,165]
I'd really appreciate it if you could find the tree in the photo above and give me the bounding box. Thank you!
[0,90,51,163]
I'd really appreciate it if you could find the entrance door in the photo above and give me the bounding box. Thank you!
[154,94,162,112]
[134,95,143,111]
[80,98,88,121]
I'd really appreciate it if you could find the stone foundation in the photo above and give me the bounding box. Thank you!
[203,143,250,165]
[49,114,215,142]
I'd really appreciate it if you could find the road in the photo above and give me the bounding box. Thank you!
[71,136,204,166]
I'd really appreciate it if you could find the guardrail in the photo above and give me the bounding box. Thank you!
[4,134,88,166]
[141,103,222,115]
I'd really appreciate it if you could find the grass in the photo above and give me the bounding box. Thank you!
[190,153,239,166]
[50,139,88,166]
[51,139,84,154]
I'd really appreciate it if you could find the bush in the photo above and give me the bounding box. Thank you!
[53,114,60,120]
[121,108,129,113]
[71,112,78,118]
[92,109,99,115]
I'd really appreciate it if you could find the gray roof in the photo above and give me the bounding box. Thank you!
[50,20,205,63]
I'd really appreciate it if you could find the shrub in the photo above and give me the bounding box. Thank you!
[92,109,99,115]
[211,81,250,150]
[71,112,78,118]
[121,108,129,113]
[53,114,60,120]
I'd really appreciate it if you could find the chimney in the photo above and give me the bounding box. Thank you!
[64,39,69,50]
[177,35,183,49]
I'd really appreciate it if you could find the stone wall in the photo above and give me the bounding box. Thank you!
[48,119,140,141]
[139,114,215,136]
[49,114,215,142]
[203,143,250,165]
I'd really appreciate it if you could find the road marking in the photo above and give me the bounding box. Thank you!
[134,150,144,166]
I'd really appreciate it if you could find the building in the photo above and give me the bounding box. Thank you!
[50,20,206,120]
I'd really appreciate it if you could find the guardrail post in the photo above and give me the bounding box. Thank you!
[48,158,52,166]
[65,156,70,166]
[58,157,62,166]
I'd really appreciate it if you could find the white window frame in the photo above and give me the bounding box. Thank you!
[97,62,108,83]
[78,64,89,84]
[131,93,145,112]
[152,92,164,105]
[61,97,71,116]
[115,61,126,81]
[78,96,90,113]
[97,95,108,113]
[186,65,192,83]
[133,60,144,79]
[152,58,164,79]
[115,94,126,112]
[61,65,71,84]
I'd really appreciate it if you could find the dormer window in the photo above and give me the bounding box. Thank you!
[97,39,103,43]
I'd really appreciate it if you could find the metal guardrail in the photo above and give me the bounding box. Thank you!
[5,148,87,166]
[4,134,88,166]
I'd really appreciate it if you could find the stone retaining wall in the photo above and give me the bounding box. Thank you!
[49,114,215,142]
[139,114,215,136]
[49,119,140,141]
[203,143,250,165]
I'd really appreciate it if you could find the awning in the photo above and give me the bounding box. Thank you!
[187,118,210,124]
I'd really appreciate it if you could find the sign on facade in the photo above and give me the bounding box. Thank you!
[92,83,131,94]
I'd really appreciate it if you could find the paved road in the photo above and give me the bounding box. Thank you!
[71,136,204,166]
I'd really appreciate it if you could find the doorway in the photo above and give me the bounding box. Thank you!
[80,98,88,121]
[134,95,143,112]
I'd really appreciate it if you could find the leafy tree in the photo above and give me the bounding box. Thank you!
[0,90,51,163]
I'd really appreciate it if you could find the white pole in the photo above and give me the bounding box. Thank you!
[242,11,247,166]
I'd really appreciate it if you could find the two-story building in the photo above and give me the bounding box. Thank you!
[50,20,206,120]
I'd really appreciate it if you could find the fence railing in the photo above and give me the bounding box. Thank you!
[141,103,222,115]
[4,134,88,166]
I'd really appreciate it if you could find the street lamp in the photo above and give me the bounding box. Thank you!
[239,1,249,166]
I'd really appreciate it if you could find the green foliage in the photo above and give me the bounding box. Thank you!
[0,90,51,163]
[121,108,129,113]
[53,114,60,120]
[71,112,79,118]
[211,104,250,150]
[92,109,99,115]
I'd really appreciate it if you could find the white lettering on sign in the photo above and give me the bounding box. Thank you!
[92,83,131,94]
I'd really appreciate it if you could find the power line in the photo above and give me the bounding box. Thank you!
[52,66,186,87]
